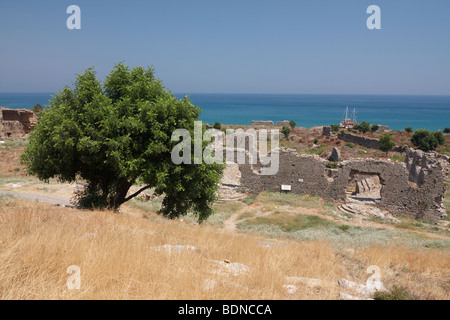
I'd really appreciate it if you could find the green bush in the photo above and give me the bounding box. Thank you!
[355,121,370,133]
[444,127,450,134]
[281,126,291,138]
[325,162,339,169]
[432,131,445,145]
[411,129,445,151]
[345,143,355,148]
[31,103,43,118]
[371,124,379,132]
[405,127,413,133]
[379,133,394,152]
[330,124,340,132]
[213,122,222,130]
[373,285,416,300]
[313,138,319,144]
[289,120,296,128]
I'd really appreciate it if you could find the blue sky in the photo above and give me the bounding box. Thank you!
[0,0,449,94]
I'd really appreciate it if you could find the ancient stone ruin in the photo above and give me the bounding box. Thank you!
[251,120,274,127]
[0,107,38,140]
[251,120,291,127]
[275,120,290,127]
[236,146,448,222]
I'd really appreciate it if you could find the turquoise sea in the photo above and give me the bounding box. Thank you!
[0,92,449,131]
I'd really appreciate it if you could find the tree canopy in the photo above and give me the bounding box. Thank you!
[21,62,224,222]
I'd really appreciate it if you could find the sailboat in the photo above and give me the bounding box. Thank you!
[340,106,357,128]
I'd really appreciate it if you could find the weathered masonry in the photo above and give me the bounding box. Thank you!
[238,147,448,221]
[0,107,38,140]
[251,120,291,127]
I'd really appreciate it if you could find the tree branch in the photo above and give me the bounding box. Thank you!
[124,184,153,203]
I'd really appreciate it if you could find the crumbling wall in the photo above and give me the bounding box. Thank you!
[338,132,380,149]
[0,107,38,140]
[251,120,274,127]
[275,120,290,127]
[238,148,447,221]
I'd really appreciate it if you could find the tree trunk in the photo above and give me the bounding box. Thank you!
[110,179,133,210]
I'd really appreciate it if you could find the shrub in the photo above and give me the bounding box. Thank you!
[411,129,444,151]
[345,143,355,148]
[355,121,370,133]
[330,124,340,132]
[325,162,339,169]
[370,124,379,132]
[373,285,416,300]
[31,103,43,118]
[432,131,445,145]
[405,127,413,133]
[289,120,296,128]
[281,126,291,138]
[379,133,394,152]
[444,127,450,134]
[213,122,222,130]
[313,138,319,144]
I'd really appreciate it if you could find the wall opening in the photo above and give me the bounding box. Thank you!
[346,170,382,203]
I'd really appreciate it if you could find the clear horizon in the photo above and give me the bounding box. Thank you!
[1,92,450,97]
[1,0,450,95]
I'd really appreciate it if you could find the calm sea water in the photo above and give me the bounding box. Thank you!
[1,92,449,131]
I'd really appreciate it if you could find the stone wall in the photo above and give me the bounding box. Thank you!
[251,120,274,127]
[275,120,290,127]
[237,147,447,221]
[322,126,332,136]
[0,107,38,140]
[338,132,380,149]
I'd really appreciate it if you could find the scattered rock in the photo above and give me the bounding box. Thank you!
[338,277,386,299]
[211,260,249,276]
[283,284,298,295]
[154,244,198,254]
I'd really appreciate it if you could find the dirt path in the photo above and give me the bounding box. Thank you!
[0,190,73,206]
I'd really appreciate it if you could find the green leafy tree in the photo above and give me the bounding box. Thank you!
[281,126,290,138]
[371,124,379,132]
[356,121,370,133]
[289,120,296,128]
[379,133,394,152]
[444,127,450,134]
[21,62,224,222]
[405,127,413,133]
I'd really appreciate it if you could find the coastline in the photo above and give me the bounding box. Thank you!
[0,92,449,132]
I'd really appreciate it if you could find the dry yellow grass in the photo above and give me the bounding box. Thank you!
[357,245,450,299]
[0,197,449,300]
[0,198,345,300]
